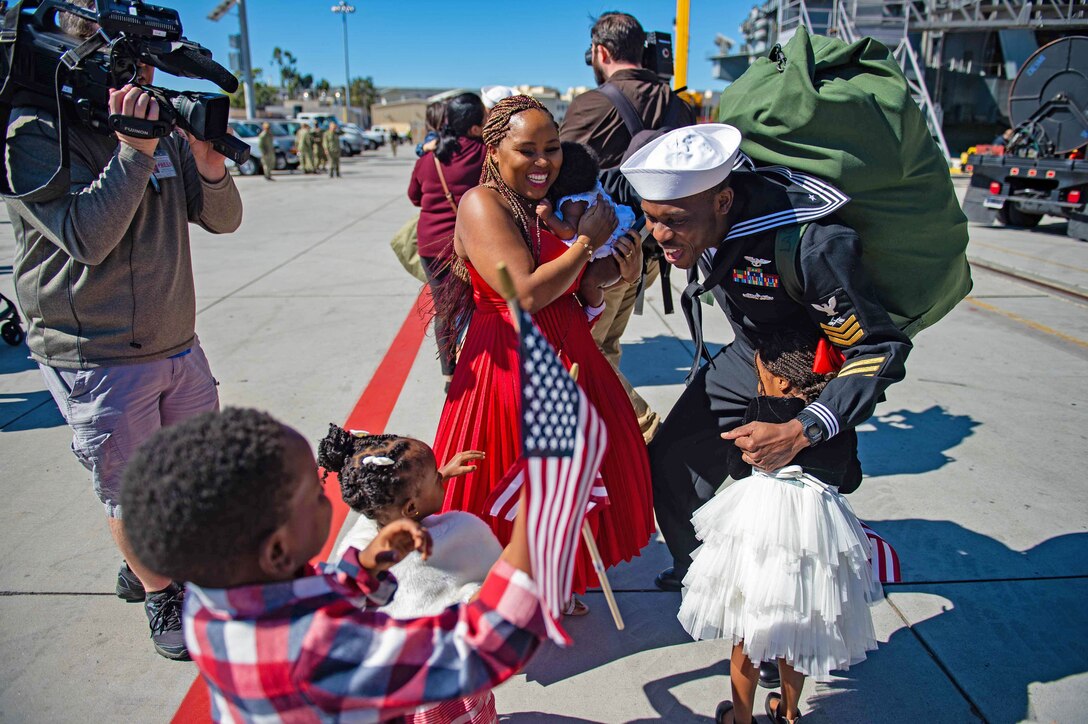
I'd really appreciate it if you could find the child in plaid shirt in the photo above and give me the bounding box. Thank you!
[122,408,544,723]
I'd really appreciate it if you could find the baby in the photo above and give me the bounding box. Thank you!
[319,424,503,723]
[536,141,636,261]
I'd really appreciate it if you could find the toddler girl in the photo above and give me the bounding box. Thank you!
[317,424,503,724]
[678,331,880,724]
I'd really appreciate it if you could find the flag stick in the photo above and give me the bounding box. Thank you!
[496,263,624,631]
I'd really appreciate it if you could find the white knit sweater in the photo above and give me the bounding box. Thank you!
[335,511,503,619]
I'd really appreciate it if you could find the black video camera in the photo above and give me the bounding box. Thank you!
[0,0,249,164]
[584,31,674,81]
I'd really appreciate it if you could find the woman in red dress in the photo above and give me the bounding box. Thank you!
[431,96,654,609]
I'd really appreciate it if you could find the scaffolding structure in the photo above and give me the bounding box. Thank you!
[752,0,1088,158]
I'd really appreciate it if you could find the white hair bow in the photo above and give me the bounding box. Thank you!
[361,455,395,467]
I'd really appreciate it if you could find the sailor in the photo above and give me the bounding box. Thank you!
[621,124,912,601]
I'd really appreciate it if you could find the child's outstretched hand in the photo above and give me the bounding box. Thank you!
[360,518,433,574]
[440,450,485,479]
[535,198,554,221]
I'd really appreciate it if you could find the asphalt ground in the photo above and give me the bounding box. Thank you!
[0,148,1085,723]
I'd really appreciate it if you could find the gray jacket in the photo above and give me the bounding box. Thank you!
[5,107,243,368]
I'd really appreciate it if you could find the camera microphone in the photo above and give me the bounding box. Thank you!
[152,43,239,94]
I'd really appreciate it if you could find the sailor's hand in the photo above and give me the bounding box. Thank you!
[723,419,808,471]
[109,84,160,157]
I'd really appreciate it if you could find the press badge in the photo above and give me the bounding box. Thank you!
[152,150,177,180]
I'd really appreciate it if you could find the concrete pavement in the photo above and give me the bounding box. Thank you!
[1,149,1085,723]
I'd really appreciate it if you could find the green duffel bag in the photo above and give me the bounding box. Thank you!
[389,215,428,284]
[718,26,971,337]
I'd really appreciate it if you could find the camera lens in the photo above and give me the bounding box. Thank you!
[584,47,592,66]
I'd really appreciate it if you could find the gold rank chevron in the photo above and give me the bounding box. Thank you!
[821,314,865,346]
[836,355,886,378]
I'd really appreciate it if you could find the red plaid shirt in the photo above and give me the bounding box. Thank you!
[183,549,544,722]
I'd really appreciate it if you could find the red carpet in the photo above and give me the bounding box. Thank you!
[171,290,430,723]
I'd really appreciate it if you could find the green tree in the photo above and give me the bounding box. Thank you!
[316,78,331,93]
[271,46,301,97]
[349,76,378,115]
[228,68,280,110]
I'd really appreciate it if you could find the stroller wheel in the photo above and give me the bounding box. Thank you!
[1,321,24,347]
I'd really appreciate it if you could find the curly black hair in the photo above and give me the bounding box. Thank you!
[549,141,600,201]
[316,424,430,520]
[121,408,294,585]
[754,328,836,402]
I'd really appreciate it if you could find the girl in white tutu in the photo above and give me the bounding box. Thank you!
[678,330,881,724]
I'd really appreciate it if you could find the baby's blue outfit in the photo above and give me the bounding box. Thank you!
[555,182,636,261]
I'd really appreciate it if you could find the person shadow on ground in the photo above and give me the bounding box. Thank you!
[857,405,981,477]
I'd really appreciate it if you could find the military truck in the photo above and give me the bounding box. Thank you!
[962,36,1087,241]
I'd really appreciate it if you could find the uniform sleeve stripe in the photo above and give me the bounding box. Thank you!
[838,356,886,373]
[836,366,883,378]
[805,401,840,438]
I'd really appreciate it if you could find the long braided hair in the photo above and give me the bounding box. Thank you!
[316,424,430,521]
[428,94,557,363]
[754,329,837,402]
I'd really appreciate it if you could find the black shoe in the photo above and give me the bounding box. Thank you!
[145,582,189,661]
[654,566,686,592]
[758,660,781,688]
[116,561,145,602]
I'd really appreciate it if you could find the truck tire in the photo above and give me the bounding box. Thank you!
[998,204,1043,228]
[238,158,260,176]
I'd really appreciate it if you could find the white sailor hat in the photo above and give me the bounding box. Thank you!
[620,124,743,201]
[481,85,518,110]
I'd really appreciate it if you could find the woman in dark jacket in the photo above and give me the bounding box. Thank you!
[408,92,486,384]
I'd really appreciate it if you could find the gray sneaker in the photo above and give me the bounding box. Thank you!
[116,561,145,602]
[144,582,189,660]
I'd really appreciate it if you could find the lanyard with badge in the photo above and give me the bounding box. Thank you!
[148,147,177,193]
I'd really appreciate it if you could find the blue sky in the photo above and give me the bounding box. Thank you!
[168,1,749,95]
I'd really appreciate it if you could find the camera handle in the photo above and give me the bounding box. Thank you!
[210,134,251,165]
[107,113,172,139]
[106,114,250,165]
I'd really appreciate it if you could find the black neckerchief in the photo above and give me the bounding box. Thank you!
[681,156,850,383]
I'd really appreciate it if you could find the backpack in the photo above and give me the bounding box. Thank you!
[596,83,693,314]
[717,26,971,337]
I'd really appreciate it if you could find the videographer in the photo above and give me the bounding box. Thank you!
[4,1,242,661]
[560,11,695,445]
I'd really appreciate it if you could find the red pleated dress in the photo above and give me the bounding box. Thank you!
[433,229,654,594]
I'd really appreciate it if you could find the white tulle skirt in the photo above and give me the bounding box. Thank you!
[678,465,881,681]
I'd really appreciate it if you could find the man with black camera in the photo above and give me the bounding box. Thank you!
[560,11,695,445]
[4,1,242,661]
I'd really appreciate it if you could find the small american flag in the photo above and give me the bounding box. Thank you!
[483,307,608,645]
[860,522,901,583]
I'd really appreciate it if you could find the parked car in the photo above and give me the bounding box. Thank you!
[225,120,299,175]
[368,125,393,144]
[287,114,363,156]
[341,123,382,150]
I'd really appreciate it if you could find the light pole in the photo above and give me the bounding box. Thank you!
[331,2,356,124]
[208,0,256,119]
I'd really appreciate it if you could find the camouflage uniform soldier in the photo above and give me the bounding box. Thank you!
[257,122,276,181]
[295,123,314,173]
[312,126,327,171]
[324,122,342,178]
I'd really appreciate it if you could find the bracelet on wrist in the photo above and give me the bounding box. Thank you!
[573,239,593,257]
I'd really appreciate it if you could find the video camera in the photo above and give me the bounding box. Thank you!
[585,31,674,81]
[0,0,249,165]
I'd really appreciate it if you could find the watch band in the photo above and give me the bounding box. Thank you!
[795,410,825,446]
